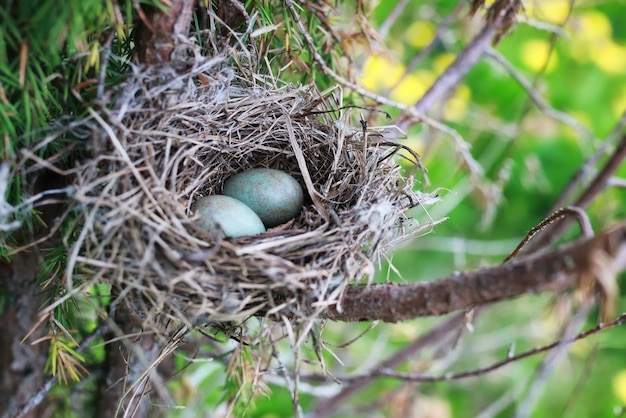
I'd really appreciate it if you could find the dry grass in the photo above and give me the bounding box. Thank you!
[54,39,436,338]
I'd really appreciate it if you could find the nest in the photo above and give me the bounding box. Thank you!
[67,52,434,329]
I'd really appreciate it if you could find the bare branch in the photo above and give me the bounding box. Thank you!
[311,312,468,418]
[552,111,626,211]
[387,3,465,93]
[339,312,625,383]
[378,0,410,38]
[527,134,626,252]
[322,223,626,322]
[515,303,592,418]
[397,0,522,130]
[486,49,593,140]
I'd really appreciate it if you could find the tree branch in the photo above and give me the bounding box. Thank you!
[339,312,626,384]
[311,312,468,418]
[526,134,626,252]
[397,0,522,130]
[322,223,626,322]
[134,0,195,65]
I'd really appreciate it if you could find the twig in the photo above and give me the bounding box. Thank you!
[378,0,410,38]
[336,312,625,383]
[559,345,598,416]
[311,312,468,418]
[393,3,465,88]
[476,381,528,418]
[609,177,626,188]
[503,206,592,263]
[526,134,626,252]
[282,0,413,112]
[398,25,496,126]
[397,0,522,130]
[97,31,116,100]
[322,223,626,322]
[282,0,498,192]
[519,16,568,37]
[552,111,626,211]
[486,49,594,140]
[0,161,74,234]
[515,303,591,418]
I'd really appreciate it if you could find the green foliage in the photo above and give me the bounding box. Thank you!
[2,0,100,149]
[0,0,163,156]
[242,1,361,90]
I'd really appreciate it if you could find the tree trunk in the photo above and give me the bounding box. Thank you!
[0,255,50,418]
[0,172,68,418]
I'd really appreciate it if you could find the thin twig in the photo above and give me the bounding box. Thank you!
[559,345,598,416]
[397,0,522,130]
[552,111,626,211]
[378,0,410,38]
[398,25,497,127]
[392,3,465,88]
[97,31,116,100]
[335,312,625,384]
[503,206,592,263]
[515,303,592,418]
[526,134,626,252]
[486,49,594,141]
[282,0,414,112]
[311,312,468,418]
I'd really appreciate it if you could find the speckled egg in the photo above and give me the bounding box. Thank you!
[193,195,266,238]
[223,168,304,227]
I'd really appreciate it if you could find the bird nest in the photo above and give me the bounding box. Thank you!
[65,54,434,330]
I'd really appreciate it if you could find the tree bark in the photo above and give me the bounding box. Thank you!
[0,256,50,418]
[323,223,626,322]
[134,0,195,65]
[0,171,68,418]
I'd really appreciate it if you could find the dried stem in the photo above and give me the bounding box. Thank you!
[502,206,592,263]
[526,134,626,252]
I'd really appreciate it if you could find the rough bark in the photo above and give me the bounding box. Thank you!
[323,223,626,322]
[0,172,67,418]
[134,0,196,65]
[0,256,50,418]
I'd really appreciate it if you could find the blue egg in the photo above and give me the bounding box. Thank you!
[193,195,266,238]
[223,168,304,227]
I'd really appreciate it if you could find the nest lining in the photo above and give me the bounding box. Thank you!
[68,54,434,325]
